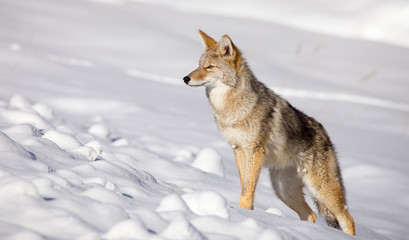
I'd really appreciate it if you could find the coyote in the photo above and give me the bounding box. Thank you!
[183,30,355,235]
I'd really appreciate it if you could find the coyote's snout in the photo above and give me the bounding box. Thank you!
[183,30,355,235]
[183,76,191,84]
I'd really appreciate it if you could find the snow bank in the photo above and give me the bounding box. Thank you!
[0,95,236,239]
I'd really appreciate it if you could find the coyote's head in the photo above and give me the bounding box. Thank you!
[183,30,242,87]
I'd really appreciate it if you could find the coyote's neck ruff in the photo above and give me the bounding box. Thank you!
[183,30,355,235]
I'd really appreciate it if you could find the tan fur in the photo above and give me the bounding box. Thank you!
[183,30,355,235]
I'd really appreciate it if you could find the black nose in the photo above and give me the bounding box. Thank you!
[183,76,190,84]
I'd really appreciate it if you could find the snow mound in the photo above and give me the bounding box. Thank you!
[0,95,54,130]
[41,129,100,161]
[32,103,54,120]
[161,216,204,240]
[265,208,285,217]
[255,229,283,240]
[156,194,189,213]
[88,124,111,139]
[82,187,123,205]
[191,148,224,177]
[0,110,53,130]
[85,140,103,155]
[0,176,39,197]
[42,130,82,150]
[9,94,32,109]
[69,146,98,161]
[181,191,229,219]
[103,219,152,240]
[174,147,199,164]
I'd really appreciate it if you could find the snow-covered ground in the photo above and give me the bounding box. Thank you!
[1,0,409,239]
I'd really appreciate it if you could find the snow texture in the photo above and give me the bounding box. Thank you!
[1,0,409,239]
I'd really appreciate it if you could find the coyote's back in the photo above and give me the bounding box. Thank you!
[183,30,355,235]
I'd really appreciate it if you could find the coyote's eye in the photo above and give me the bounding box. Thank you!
[206,65,215,70]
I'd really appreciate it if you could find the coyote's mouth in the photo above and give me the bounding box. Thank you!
[189,81,209,87]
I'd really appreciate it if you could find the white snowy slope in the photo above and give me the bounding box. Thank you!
[1,0,409,239]
[146,0,409,49]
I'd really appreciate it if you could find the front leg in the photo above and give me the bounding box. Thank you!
[234,146,264,210]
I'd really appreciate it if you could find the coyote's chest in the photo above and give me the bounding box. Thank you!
[207,85,257,148]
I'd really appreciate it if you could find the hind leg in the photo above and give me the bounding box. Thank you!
[309,180,355,235]
[314,198,340,229]
[303,157,355,235]
[270,167,316,222]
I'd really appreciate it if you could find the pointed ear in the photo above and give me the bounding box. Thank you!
[218,35,235,59]
[198,29,217,50]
